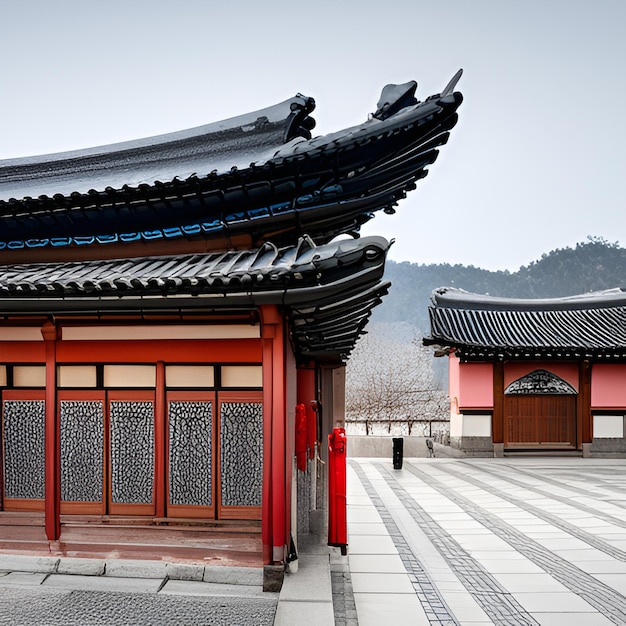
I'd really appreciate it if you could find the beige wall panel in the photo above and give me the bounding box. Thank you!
[221,365,263,388]
[0,328,43,342]
[58,365,98,388]
[166,365,215,388]
[63,325,260,341]
[104,365,156,388]
[14,366,46,387]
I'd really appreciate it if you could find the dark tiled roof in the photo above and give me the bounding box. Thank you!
[425,287,626,360]
[0,235,390,362]
[0,73,462,258]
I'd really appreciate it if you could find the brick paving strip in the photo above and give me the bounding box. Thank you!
[438,461,626,560]
[404,461,626,625]
[358,461,539,626]
[331,569,358,626]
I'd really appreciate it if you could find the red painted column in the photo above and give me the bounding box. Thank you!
[41,321,60,541]
[260,305,286,564]
[154,361,166,518]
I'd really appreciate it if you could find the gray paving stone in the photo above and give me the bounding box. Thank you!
[274,600,335,626]
[160,579,269,597]
[279,554,331,603]
[203,565,263,586]
[104,558,167,579]
[56,557,105,576]
[0,571,49,586]
[164,561,204,581]
[0,555,59,573]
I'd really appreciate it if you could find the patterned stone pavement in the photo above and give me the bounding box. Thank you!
[347,456,626,626]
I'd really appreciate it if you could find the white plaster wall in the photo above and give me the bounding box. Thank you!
[449,410,463,438]
[593,414,625,438]
[461,413,492,437]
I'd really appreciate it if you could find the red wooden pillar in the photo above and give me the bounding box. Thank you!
[260,305,286,564]
[42,321,60,541]
[492,361,504,445]
[154,361,166,518]
[579,360,592,447]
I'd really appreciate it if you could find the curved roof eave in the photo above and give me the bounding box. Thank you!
[0,73,463,255]
[0,235,391,363]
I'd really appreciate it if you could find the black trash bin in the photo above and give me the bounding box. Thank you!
[392,437,403,469]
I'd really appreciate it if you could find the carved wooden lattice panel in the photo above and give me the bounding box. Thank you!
[60,400,104,502]
[110,401,154,504]
[220,402,263,507]
[3,400,45,499]
[168,400,213,507]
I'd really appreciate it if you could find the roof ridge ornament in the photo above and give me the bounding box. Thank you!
[440,69,464,98]
[373,81,418,121]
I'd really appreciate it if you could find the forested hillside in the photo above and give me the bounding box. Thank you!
[372,237,626,334]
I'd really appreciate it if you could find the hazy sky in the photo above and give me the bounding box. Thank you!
[2,0,624,271]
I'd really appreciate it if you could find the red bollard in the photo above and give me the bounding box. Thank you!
[328,427,348,555]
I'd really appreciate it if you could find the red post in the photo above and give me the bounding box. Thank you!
[261,305,287,564]
[328,427,347,555]
[42,321,60,541]
[154,361,166,519]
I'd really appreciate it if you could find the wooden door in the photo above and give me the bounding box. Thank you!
[504,395,576,448]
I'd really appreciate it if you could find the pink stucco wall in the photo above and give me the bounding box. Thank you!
[591,364,626,408]
[504,362,579,392]
[453,359,493,409]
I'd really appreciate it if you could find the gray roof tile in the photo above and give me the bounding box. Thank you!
[426,287,626,359]
[0,235,390,362]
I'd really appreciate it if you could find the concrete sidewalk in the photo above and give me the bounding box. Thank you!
[0,539,343,625]
[0,553,267,588]
[274,534,342,625]
[0,536,342,626]
[0,554,278,625]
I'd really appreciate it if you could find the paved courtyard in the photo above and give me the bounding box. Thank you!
[347,456,626,626]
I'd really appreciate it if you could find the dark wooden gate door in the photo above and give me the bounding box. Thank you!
[504,395,576,448]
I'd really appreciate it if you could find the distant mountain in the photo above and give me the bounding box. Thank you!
[372,237,626,335]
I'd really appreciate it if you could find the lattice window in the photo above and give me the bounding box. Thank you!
[110,401,154,504]
[220,401,263,507]
[168,400,213,506]
[60,400,104,502]
[3,400,45,499]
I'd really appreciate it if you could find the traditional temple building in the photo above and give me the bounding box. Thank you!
[425,287,626,457]
[0,73,463,578]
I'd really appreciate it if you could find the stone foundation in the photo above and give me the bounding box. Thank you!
[449,436,494,457]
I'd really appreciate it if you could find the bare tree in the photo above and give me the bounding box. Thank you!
[346,322,447,435]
